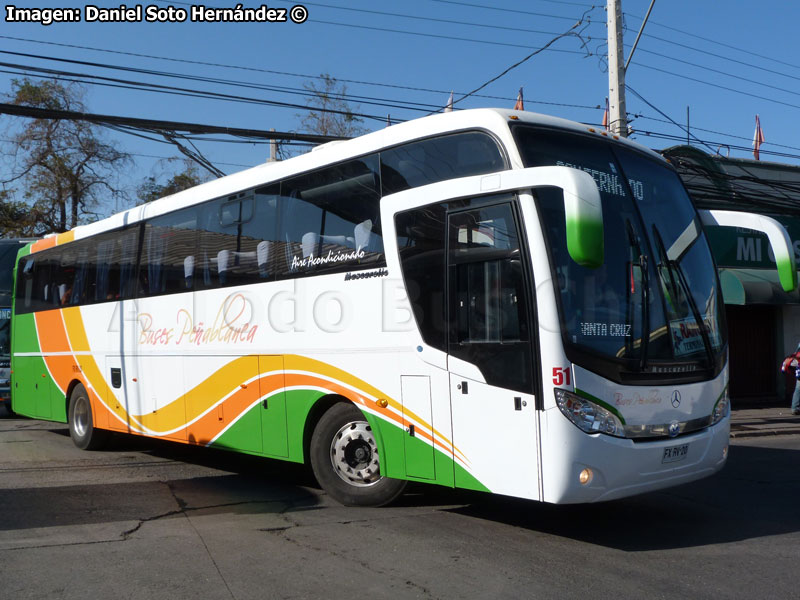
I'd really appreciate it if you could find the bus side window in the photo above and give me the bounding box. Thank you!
[141,208,198,296]
[20,257,35,310]
[380,132,506,196]
[95,238,117,301]
[92,226,140,302]
[70,242,94,306]
[395,203,448,353]
[117,227,140,300]
[278,156,383,278]
[250,186,281,279]
[54,246,77,307]
[196,188,277,289]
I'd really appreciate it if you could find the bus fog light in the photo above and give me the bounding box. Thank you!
[579,468,593,485]
[554,388,625,438]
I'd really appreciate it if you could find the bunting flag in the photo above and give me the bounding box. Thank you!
[514,87,524,111]
[444,91,454,113]
[602,97,609,130]
[753,114,765,160]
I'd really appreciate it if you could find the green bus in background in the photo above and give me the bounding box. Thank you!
[0,239,35,413]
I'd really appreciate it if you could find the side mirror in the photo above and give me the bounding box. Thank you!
[699,209,797,292]
[527,166,604,268]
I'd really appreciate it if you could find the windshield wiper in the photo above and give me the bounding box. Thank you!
[626,219,649,370]
[652,227,714,366]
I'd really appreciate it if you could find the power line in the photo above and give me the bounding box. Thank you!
[451,10,593,109]
[0,61,398,124]
[12,37,793,123]
[0,101,341,177]
[626,85,717,155]
[637,128,800,163]
[301,1,602,37]
[639,31,800,86]
[637,115,800,156]
[634,62,800,112]
[0,102,346,144]
[311,19,591,54]
[624,11,800,75]
[635,47,800,101]
[429,0,589,21]
[0,35,600,111]
[0,49,444,114]
[4,11,792,166]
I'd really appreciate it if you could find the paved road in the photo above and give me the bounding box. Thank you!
[1,412,798,600]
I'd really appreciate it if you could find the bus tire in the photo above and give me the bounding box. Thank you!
[310,402,406,507]
[68,384,108,451]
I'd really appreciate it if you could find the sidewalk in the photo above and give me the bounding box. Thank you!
[730,405,800,438]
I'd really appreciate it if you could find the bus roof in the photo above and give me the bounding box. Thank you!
[41,108,666,246]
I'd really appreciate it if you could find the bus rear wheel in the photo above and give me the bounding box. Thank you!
[68,384,108,450]
[310,402,406,507]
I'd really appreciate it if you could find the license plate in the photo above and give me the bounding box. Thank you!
[662,443,689,464]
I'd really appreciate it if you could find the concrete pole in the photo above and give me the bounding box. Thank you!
[607,0,627,137]
[268,128,277,162]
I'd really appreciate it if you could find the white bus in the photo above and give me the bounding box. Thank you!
[11,109,796,506]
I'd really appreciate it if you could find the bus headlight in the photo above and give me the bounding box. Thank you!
[554,388,625,438]
[711,387,730,426]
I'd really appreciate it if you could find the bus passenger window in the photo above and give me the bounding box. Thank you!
[195,187,279,289]
[380,132,506,196]
[278,156,384,278]
[141,209,198,296]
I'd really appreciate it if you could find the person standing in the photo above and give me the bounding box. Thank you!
[780,347,800,415]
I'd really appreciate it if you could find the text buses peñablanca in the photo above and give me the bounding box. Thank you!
[11,109,796,506]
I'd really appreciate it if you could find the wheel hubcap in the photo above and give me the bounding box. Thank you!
[329,421,381,487]
[73,396,89,438]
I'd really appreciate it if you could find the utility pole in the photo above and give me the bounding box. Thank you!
[607,0,627,137]
[268,128,278,162]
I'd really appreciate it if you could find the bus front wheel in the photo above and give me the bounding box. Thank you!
[310,402,406,507]
[68,384,108,450]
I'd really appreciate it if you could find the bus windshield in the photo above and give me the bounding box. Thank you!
[513,126,725,379]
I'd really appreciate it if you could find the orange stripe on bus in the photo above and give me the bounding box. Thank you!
[29,231,75,254]
[184,373,284,445]
[30,238,56,253]
[33,302,464,461]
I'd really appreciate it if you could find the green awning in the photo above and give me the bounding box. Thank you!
[719,268,800,305]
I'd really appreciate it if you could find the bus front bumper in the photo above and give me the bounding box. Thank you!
[541,409,730,504]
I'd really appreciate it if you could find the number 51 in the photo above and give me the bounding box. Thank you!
[552,366,571,386]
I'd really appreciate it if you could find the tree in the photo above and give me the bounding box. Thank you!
[137,161,205,204]
[0,189,38,236]
[1,78,130,234]
[298,74,367,139]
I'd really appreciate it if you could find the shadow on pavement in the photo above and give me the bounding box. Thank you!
[6,423,798,550]
[446,444,800,551]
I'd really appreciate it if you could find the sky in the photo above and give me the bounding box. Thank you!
[1,0,799,217]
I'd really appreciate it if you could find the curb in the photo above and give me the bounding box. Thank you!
[729,427,800,439]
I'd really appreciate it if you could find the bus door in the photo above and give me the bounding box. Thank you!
[122,216,196,442]
[387,167,601,499]
[106,298,142,434]
[446,201,539,500]
[122,294,188,442]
